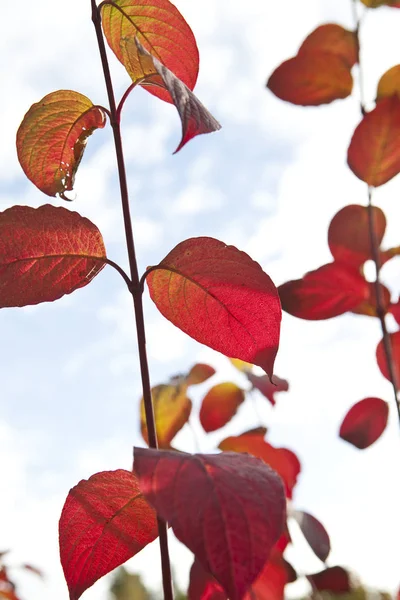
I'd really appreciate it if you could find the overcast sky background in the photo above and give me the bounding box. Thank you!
[1,1,400,599]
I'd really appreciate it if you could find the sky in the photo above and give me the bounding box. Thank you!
[1,1,400,599]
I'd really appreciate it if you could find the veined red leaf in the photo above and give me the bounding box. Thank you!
[186,363,216,386]
[376,330,400,387]
[307,566,351,594]
[267,52,353,106]
[293,510,330,562]
[279,263,369,320]
[199,382,245,432]
[134,448,286,600]
[146,237,281,377]
[328,204,386,267]
[299,24,359,68]
[59,470,158,600]
[0,205,105,308]
[352,282,391,317]
[246,373,289,406]
[218,430,300,498]
[140,383,192,448]
[101,0,198,103]
[339,397,389,449]
[347,96,400,186]
[121,38,220,152]
[17,90,106,199]
[377,65,400,101]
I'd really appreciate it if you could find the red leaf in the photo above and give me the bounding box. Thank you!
[328,204,386,267]
[267,52,353,106]
[347,96,400,186]
[146,237,282,377]
[352,282,391,317]
[307,566,351,594]
[293,510,330,562]
[299,24,359,68]
[376,330,400,387]
[218,430,300,498]
[390,298,400,325]
[339,397,389,449]
[0,205,106,308]
[279,263,369,320]
[134,448,286,600]
[188,560,227,600]
[246,373,289,406]
[199,383,245,432]
[101,0,199,104]
[186,363,216,386]
[17,90,106,199]
[59,470,158,600]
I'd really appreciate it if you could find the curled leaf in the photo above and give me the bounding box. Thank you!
[199,382,245,432]
[17,90,106,199]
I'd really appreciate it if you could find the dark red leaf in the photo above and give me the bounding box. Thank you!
[307,566,351,594]
[188,560,227,600]
[200,382,245,432]
[246,373,289,406]
[376,330,400,387]
[146,237,282,377]
[0,205,106,308]
[186,363,216,386]
[134,448,286,600]
[299,24,359,68]
[339,397,389,449]
[293,510,330,562]
[279,263,369,320]
[59,470,158,600]
[347,96,400,186]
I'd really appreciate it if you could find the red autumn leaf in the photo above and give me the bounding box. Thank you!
[101,0,199,104]
[120,39,221,152]
[59,469,158,600]
[146,237,282,378]
[377,65,400,101]
[347,96,400,186]
[339,397,389,449]
[188,560,227,600]
[328,204,386,267]
[376,330,400,387]
[0,205,106,308]
[307,566,351,594]
[134,448,286,600]
[267,52,353,106]
[293,510,330,562]
[186,363,216,386]
[299,24,359,68]
[352,282,391,317]
[246,373,289,406]
[390,298,400,324]
[279,263,369,320]
[17,90,106,199]
[218,429,300,498]
[199,382,245,432]
[140,383,192,448]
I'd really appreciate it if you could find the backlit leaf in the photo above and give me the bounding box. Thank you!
[307,566,351,594]
[299,24,358,68]
[339,397,389,449]
[347,96,400,186]
[140,383,192,448]
[279,263,369,320]
[267,52,353,106]
[293,510,330,563]
[101,0,199,103]
[134,448,286,600]
[199,382,245,432]
[59,470,158,600]
[352,282,391,317]
[328,204,386,267]
[376,330,400,387]
[246,373,289,406]
[377,65,400,100]
[121,38,221,152]
[219,429,300,498]
[186,363,216,386]
[0,205,106,308]
[17,90,106,199]
[146,237,281,377]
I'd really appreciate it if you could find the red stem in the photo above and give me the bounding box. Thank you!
[91,2,174,598]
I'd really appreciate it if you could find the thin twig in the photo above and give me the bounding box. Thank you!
[91,2,174,599]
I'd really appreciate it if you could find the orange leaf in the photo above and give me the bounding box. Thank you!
[146,237,281,377]
[339,397,389,449]
[199,383,245,432]
[376,330,400,388]
[17,91,106,199]
[101,0,199,103]
[0,205,106,308]
[299,24,359,68]
[186,363,216,386]
[140,384,192,448]
[230,358,253,372]
[347,96,400,186]
[267,52,353,106]
[377,65,400,101]
[360,0,400,6]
